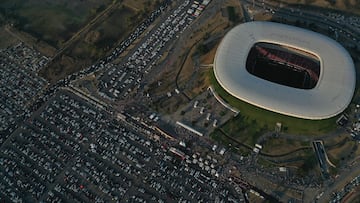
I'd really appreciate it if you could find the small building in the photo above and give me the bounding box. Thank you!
[212,119,218,127]
[200,107,205,114]
[206,113,211,120]
[219,148,226,155]
[193,100,199,108]
[275,122,282,133]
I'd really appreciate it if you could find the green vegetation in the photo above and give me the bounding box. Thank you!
[71,5,136,59]
[226,6,239,23]
[220,114,267,146]
[33,1,148,83]
[209,69,338,136]
[257,157,278,168]
[0,27,19,48]
[211,129,238,148]
[196,43,209,55]
[297,152,317,176]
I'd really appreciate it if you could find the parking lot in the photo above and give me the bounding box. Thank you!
[331,175,360,202]
[0,42,48,144]
[171,88,237,136]
[0,89,245,202]
[97,0,204,100]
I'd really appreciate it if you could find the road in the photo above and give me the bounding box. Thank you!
[320,161,360,203]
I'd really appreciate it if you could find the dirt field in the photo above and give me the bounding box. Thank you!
[0,0,113,48]
[1,0,163,83]
[262,137,309,155]
[327,138,357,162]
[0,26,19,49]
[123,0,161,12]
[146,0,239,116]
[177,13,231,96]
[180,0,244,94]
[38,1,162,83]
[90,6,136,52]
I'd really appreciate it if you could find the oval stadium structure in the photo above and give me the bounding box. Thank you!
[213,21,356,120]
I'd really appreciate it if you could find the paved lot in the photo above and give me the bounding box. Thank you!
[0,89,246,202]
[0,43,48,144]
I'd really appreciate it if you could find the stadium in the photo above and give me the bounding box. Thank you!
[213,21,356,120]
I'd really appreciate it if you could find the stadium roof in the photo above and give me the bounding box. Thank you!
[214,21,356,120]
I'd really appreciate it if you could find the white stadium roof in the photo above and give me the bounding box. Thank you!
[214,21,356,120]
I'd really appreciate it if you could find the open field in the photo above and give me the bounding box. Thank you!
[177,13,229,87]
[123,0,162,12]
[1,0,162,83]
[327,138,358,163]
[145,1,234,115]
[0,26,19,48]
[50,5,138,78]
[213,114,268,147]
[38,1,158,83]
[0,0,113,48]
[261,137,309,155]
[89,5,143,51]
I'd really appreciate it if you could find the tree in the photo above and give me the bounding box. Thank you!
[227,6,239,22]
[197,44,209,55]
[203,32,210,40]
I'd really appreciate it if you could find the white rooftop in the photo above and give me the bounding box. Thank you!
[214,21,356,120]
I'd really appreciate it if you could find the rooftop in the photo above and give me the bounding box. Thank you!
[214,21,356,120]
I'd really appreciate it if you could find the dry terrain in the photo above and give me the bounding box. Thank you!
[39,4,141,83]
[0,0,113,48]
[0,26,19,49]
[146,0,241,116]
[0,0,163,83]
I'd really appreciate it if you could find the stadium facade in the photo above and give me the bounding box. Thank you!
[213,21,356,120]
